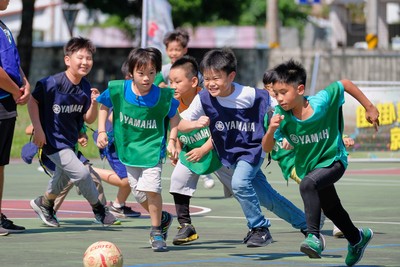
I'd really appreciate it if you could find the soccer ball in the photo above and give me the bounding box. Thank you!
[83,241,123,267]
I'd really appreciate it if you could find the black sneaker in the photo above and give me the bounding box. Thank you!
[0,226,9,236]
[150,230,167,252]
[245,227,273,247]
[30,196,59,227]
[173,223,199,245]
[161,211,173,240]
[92,204,117,226]
[108,202,141,218]
[0,213,25,233]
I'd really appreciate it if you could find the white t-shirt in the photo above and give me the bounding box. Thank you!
[181,82,256,120]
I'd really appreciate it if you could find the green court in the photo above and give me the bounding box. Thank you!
[2,159,399,267]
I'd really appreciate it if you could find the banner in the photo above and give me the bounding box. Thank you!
[142,0,174,63]
[343,83,400,159]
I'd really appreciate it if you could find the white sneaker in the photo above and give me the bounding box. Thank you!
[333,224,344,238]
[201,174,215,189]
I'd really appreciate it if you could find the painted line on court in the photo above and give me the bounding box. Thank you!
[204,215,400,225]
[124,243,400,267]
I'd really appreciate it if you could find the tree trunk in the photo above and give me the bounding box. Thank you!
[17,0,35,78]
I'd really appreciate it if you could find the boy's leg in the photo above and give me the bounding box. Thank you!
[47,149,116,226]
[252,169,307,231]
[169,160,200,245]
[54,182,74,212]
[231,160,272,247]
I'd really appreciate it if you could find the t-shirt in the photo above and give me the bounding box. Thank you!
[273,81,348,178]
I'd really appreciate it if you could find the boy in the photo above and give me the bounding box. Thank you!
[168,55,222,245]
[157,28,189,88]
[0,0,30,236]
[262,59,379,266]
[28,37,117,227]
[96,47,179,252]
[178,48,307,248]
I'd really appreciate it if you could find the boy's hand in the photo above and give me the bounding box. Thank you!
[16,84,31,105]
[269,114,284,131]
[32,127,46,148]
[96,132,108,149]
[343,137,354,148]
[365,105,379,131]
[195,116,210,128]
[282,138,293,150]
[78,133,88,147]
[185,147,206,162]
[167,140,178,163]
[90,88,100,103]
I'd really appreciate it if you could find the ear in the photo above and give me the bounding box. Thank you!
[228,71,236,82]
[64,55,70,68]
[191,76,199,88]
[183,47,188,55]
[297,84,305,95]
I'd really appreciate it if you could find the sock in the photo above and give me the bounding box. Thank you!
[113,202,124,208]
[42,196,55,208]
[151,226,162,232]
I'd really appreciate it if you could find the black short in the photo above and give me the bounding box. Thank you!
[0,118,16,165]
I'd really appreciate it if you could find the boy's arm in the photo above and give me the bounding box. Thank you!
[341,79,379,131]
[96,104,110,149]
[28,96,46,148]
[83,88,100,124]
[17,67,30,105]
[178,116,210,133]
[262,114,284,153]
[167,113,180,161]
[0,67,22,101]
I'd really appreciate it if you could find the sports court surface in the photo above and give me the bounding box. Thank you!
[2,159,400,267]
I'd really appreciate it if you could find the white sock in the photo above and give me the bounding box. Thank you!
[113,202,125,208]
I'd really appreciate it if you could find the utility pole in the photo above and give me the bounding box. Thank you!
[267,0,279,48]
[366,0,378,49]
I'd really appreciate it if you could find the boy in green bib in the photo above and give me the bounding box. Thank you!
[262,59,379,266]
[168,56,222,245]
[97,47,180,252]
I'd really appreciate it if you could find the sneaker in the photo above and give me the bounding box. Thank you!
[0,213,25,233]
[0,227,9,236]
[93,218,122,225]
[30,196,60,227]
[92,204,118,226]
[319,233,326,251]
[201,174,215,189]
[300,233,322,258]
[160,211,173,240]
[150,230,167,252]
[172,223,199,245]
[345,228,373,266]
[244,227,273,247]
[333,224,345,238]
[108,202,141,218]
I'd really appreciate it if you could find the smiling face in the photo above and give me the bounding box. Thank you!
[166,40,187,64]
[64,48,93,80]
[169,67,198,100]
[202,69,236,97]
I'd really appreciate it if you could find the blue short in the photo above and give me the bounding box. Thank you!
[105,144,127,179]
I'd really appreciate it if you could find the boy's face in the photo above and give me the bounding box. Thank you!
[203,69,236,97]
[166,41,187,64]
[271,82,304,111]
[64,48,93,78]
[133,63,156,92]
[263,83,276,99]
[169,67,198,99]
[0,0,9,11]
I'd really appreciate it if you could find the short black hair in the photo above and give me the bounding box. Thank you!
[268,59,307,87]
[126,47,162,73]
[64,37,96,56]
[200,48,237,75]
[170,55,199,80]
[163,28,189,48]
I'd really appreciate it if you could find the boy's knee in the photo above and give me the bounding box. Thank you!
[299,177,315,193]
